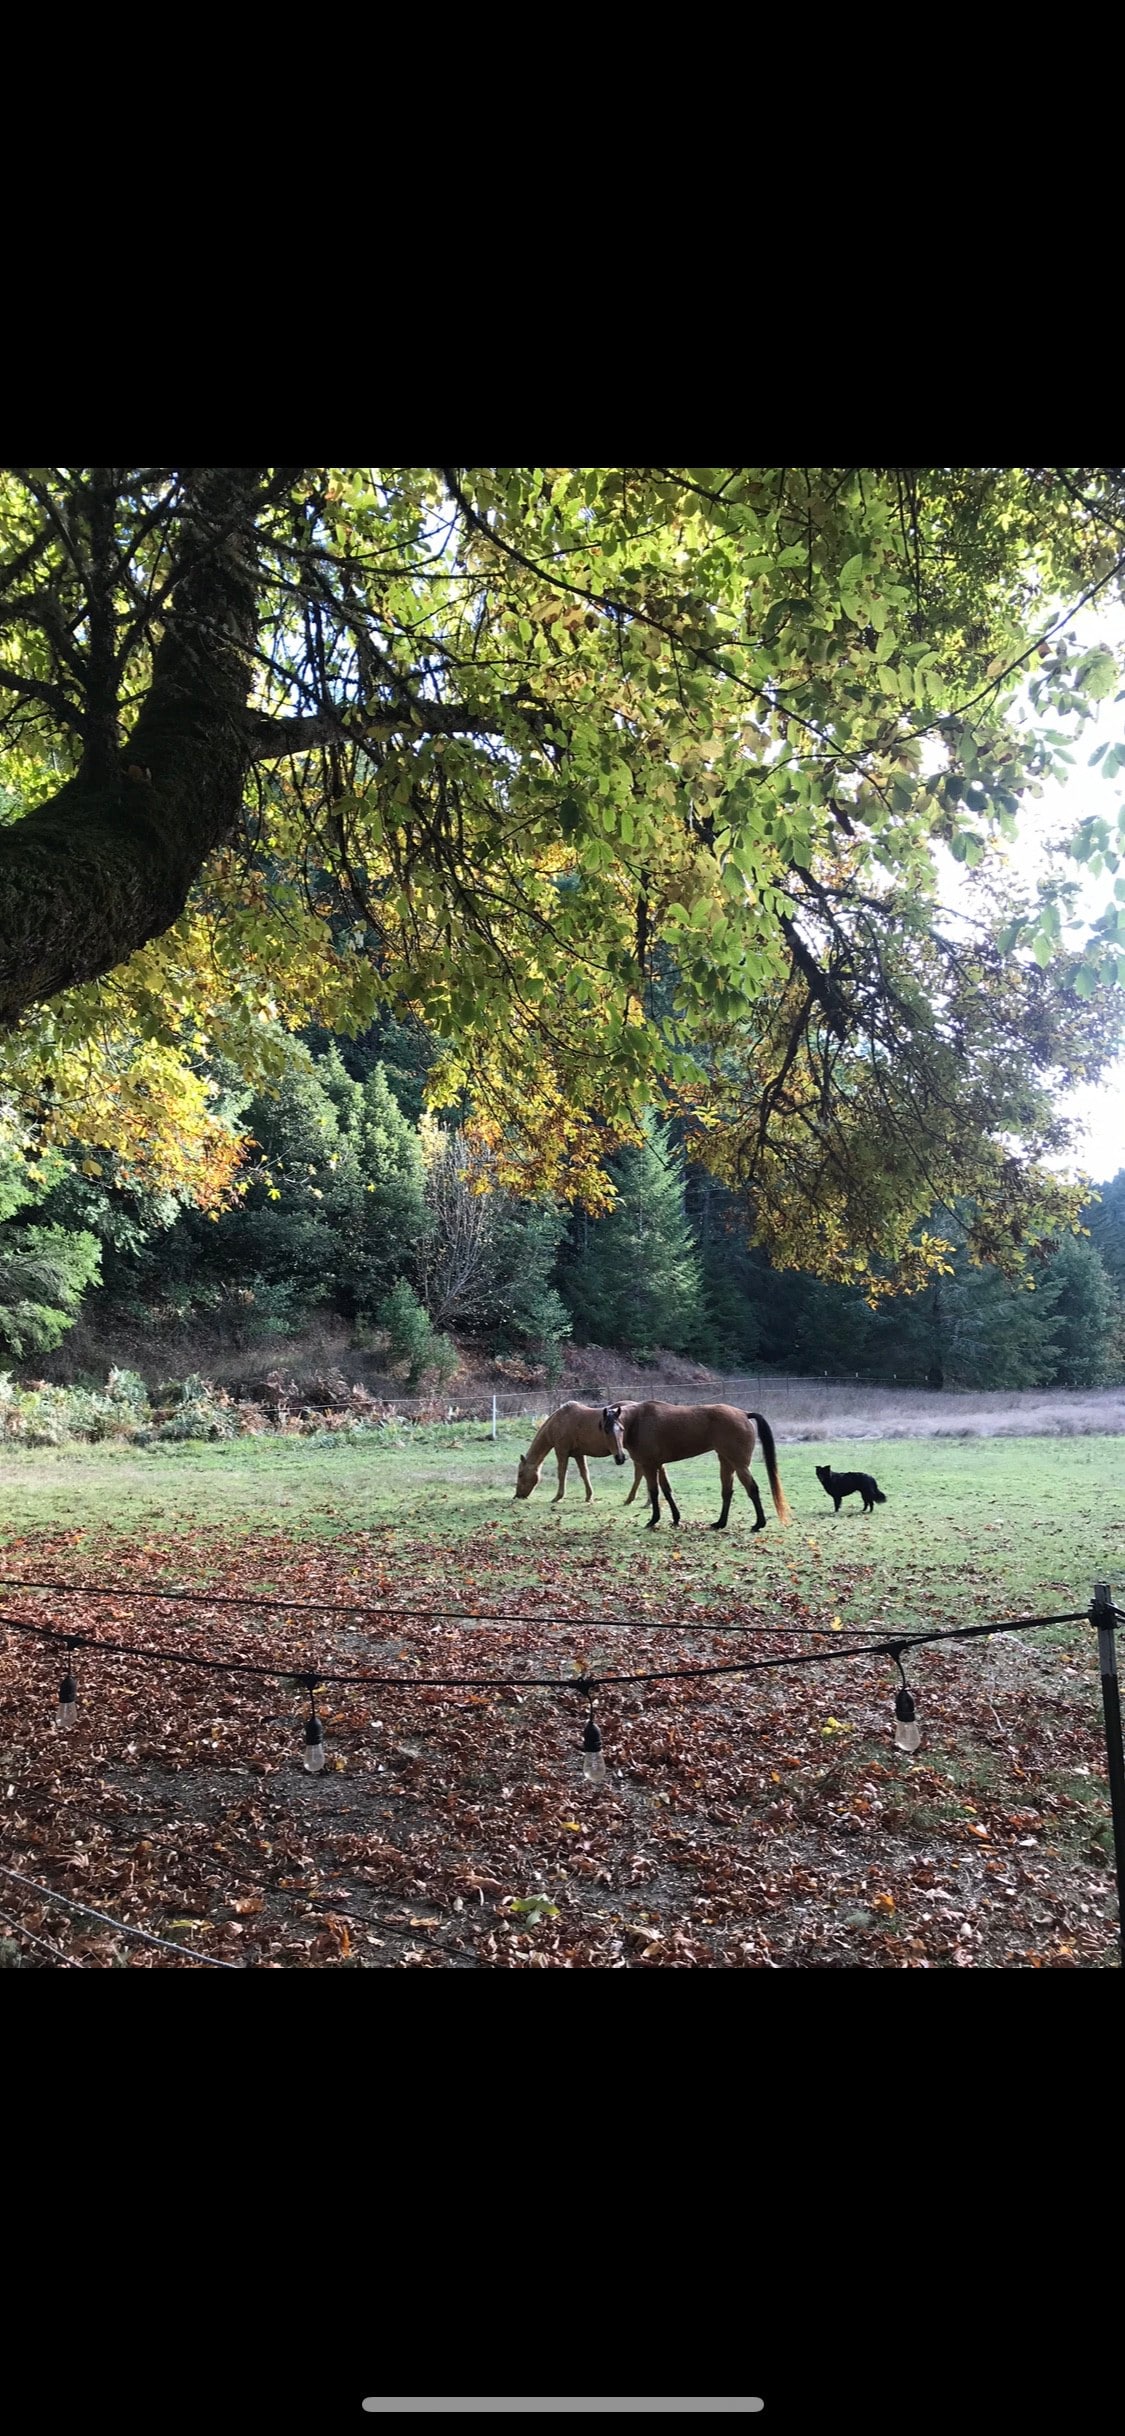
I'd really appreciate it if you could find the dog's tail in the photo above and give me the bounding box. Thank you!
[748,1412,792,1523]
[873,1487,887,1504]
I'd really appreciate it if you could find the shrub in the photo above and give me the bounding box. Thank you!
[377,1280,459,1388]
[155,1374,236,1441]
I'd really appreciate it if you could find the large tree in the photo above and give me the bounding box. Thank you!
[2,467,1124,1284]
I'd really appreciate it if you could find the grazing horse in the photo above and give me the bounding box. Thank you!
[617,1401,792,1532]
[514,1401,672,1507]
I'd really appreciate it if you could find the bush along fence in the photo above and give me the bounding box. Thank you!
[1,1574,1123,1967]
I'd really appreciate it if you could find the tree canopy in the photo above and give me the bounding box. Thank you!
[2,466,1124,1288]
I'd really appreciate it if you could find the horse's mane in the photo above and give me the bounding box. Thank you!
[522,1415,556,1466]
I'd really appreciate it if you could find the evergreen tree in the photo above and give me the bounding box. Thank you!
[562,1115,703,1354]
[223,1062,362,1315]
[1039,1234,1118,1385]
[377,1279,457,1387]
[0,1148,101,1359]
[875,1255,1060,1389]
[303,1010,438,1124]
[485,1200,572,1361]
[1086,1170,1125,1291]
[345,1062,427,1318]
[793,1279,882,1376]
[106,1057,364,1337]
[0,1225,102,1360]
[314,1042,364,1136]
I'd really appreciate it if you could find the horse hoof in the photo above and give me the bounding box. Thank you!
[709,1520,727,1531]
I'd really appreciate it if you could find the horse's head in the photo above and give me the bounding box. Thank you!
[600,1404,627,1466]
[514,1455,540,1499]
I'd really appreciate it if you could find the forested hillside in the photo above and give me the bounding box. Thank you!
[5,1008,1120,1400]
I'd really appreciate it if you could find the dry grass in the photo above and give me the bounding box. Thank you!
[558,1350,1125,1441]
[722,1377,1125,1442]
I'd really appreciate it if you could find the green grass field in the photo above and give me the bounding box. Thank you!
[1,1421,1121,1629]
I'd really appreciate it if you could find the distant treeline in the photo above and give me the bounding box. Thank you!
[3,1014,1123,1392]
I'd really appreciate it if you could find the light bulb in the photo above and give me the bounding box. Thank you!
[304,1716,326,1774]
[894,1687,921,1753]
[58,1671,78,1728]
[582,1712,606,1786]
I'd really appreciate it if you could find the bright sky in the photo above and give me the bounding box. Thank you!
[940,603,1125,1187]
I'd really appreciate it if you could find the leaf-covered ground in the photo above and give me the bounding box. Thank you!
[0,1425,1121,1966]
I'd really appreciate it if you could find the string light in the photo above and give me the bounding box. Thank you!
[890,1648,921,1754]
[1,1589,1101,1784]
[581,1704,607,1788]
[301,1675,326,1774]
[57,1640,80,1728]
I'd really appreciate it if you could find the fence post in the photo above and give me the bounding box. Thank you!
[1091,1582,1125,1967]
[491,1394,497,1442]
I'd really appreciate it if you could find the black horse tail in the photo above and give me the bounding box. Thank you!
[748,1412,792,1523]
[873,1487,887,1504]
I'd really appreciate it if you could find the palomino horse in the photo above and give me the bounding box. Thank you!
[613,1402,792,1532]
[514,1401,672,1507]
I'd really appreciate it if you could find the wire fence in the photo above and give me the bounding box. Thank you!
[353,1375,1125,1421]
[344,1380,956,1424]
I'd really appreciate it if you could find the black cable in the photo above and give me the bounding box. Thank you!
[0,1862,241,1968]
[0,1601,1096,1697]
[0,1572,1093,1641]
[0,1570,914,1637]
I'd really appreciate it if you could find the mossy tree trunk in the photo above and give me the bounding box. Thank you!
[0,468,264,1024]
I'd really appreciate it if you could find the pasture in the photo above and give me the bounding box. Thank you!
[0,1407,1122,1965]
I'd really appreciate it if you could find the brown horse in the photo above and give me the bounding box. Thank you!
[617,1402,792,1532]
[514,1401,672,1507]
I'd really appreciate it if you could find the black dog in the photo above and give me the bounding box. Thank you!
[815,1463,887,1514]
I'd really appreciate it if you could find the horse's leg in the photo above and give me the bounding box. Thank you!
[576,1453,594,1503]
[645,1467,661,1528]
[625,1465,642,1505]
[552,1451,567,1503]
[738,1464,767,1533]
[710,1462,735,1530]
[663,1468,681,1526]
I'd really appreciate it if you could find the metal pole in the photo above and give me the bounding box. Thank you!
[1091,1582,1125,1967]
[491,1394,497,1442]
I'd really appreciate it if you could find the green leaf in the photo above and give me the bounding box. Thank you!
[1076,647,1117,700]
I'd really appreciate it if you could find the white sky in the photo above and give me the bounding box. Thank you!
[940,603,1125,1186]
